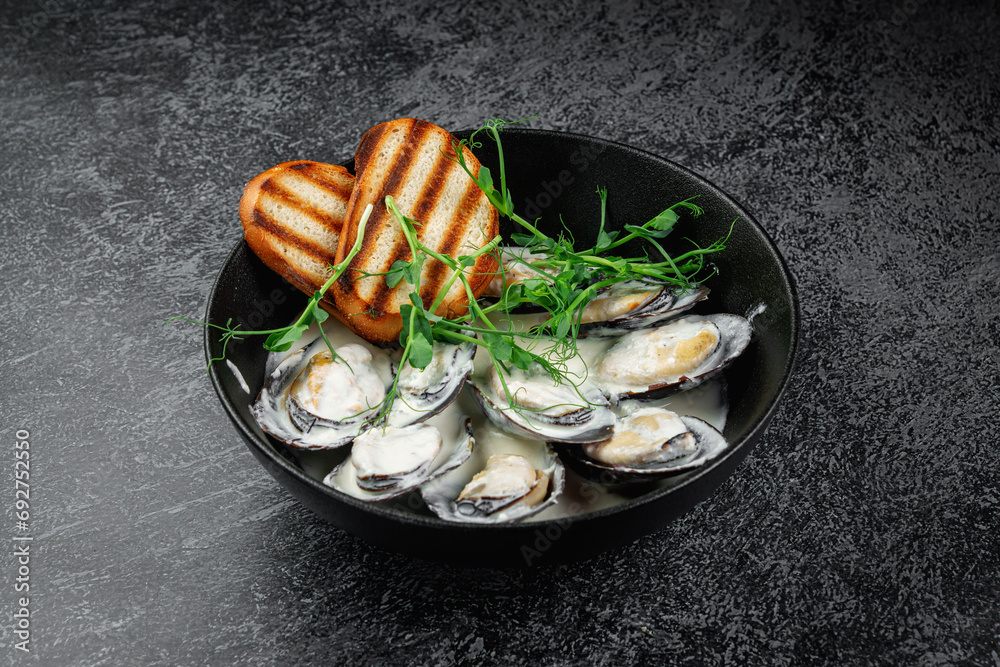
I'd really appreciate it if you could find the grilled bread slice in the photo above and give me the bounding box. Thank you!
[239,160,354,321]
[332,119,500,344]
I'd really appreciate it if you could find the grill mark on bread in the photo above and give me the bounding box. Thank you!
[330,119,500,343]
[398,149,453,309]
[410,150,450,223]
[338,120,416,296]
[366,121,431,315]
[355,121,390,173]
[259,177,342,221]
[467,199,500,293]
[375,120,429,218]
[252,227,339,311]
[255,190,341,249]
[258,167,353,234]
[252,208,338,266]
[421,171,483,308]
[298,168,353,200]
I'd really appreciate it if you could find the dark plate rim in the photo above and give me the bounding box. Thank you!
[205,126,800,533]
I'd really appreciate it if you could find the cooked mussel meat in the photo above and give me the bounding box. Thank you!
[323,410,474,501]
[252,340,391,450]
[421,433,565,523]
[577,282,709,336]
[556,407,728,483]
[470,364,616,443]
[455,454,550,517]
[595,313,751,400]
[384,341,475,427]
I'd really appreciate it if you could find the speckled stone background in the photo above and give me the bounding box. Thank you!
[2,0,998,664]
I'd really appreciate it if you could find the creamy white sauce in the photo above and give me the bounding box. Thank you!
[259,312,729,521]
[321,401,472,501]
[352,424,442,479]
[291,345,386,421]
[226,359,250,394]
[455,391,556,469]
[264,319,392,377]
[746,301,767,324]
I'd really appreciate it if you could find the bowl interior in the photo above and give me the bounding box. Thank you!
[205,127,798,564]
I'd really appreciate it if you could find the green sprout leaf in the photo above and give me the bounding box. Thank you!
[311,305,329,323]
[482,332,512,362]
[265,325,307,351]
[509,232,538,247]
[508,344,535,370]
[478,165,494,194]
[647,207,679,233]
[385,259,409,288]
[408,333,434,369]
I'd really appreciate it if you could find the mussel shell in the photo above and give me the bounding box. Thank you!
[467,381,616,444]
[322,415,474,502]
[251,339,386,450]
[553,415,728,483]
[384,341,476,427]
[599,313,752,401]
[421,441,566,524]
[577,284,710,337]
[287,393,357,432]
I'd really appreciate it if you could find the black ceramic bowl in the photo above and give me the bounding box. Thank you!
[206,128,798,566]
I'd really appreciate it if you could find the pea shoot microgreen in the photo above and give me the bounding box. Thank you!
[174,117,734,427]
[449,117,733,346]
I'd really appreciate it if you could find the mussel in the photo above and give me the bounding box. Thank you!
[469,364,616,443]
[594,313,752,401]
[554,407,729,483]
[252,340,392,450]
[484,248,709,335]
[577,282,709,336]
[421,428,565,523]
[323,408,475,502]
[384,341,475,427]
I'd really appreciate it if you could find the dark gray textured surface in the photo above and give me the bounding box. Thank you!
[2,0,998,664]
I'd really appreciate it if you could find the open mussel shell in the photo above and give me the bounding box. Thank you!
[383,341,476,427]
[577,282,710,337]
[421,436,565,523]
[467,372,616,444]
[323,410,474,502]
[554,413,728,484]
[251,340,391,450]
[596,313,752,402]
